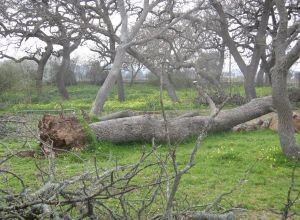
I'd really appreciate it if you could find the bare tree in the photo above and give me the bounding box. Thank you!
[90,0,199,115]
[80,0,204,115]
[0,0,87,99]
[210,0,272,100]
[0,1,54,96]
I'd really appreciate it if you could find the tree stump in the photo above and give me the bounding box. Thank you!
[38,115,86,154]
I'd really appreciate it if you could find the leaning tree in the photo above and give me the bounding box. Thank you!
[87,0,204,115]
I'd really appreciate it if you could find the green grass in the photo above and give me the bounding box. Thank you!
[1,83,299,218]
[0,83,202,114]
[225,83,272,97]
[2,130,299,218]
[0,83,273,115]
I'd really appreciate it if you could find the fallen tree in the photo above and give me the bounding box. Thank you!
[89,96,273,143]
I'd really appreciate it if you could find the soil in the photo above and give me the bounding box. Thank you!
[38,115,86,154]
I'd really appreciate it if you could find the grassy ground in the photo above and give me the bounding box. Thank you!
[0,83,272,114]
[0,83,199,114]
[1,83,299,219]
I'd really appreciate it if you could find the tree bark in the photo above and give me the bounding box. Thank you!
[244,69,257,100]
[91,47,126,115]
[117,71,125,102]
[163,72,179,102]
[36,43,53,97]
[270,0,300,160]
[89,96,273,143]
[272,66,300,160]
[56,50,70,100]
[36,63,45,97]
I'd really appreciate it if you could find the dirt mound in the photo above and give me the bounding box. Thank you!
[38,115,86,154]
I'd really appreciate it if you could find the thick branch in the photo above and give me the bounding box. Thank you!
[90,96,273,143]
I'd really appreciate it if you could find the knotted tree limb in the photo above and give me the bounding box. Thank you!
[89,96,273,143]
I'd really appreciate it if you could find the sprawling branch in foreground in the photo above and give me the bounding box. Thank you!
[90,96,273,143]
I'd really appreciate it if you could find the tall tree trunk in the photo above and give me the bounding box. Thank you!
[57,51,70,100]
[36,43,53,97]
[91,47,126,115]
[215,46,225,82]
[272,66,300,160]
[244,70,257,100]
[163,72,179,102]
[36,63,45,97]
[117,71,125,102]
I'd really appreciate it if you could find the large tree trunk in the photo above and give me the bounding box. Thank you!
[36,63,45,97]
[163,72,179,102]
[90,96,273,143]
[36,43,53,97]
[270,0,300,160]
[244,71,257,100]
[117,71,125,102]
[272,66,300,160]
[57,51,70,100]
[91,47,126,115]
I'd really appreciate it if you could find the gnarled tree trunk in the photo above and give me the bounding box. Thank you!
[272,66,300,160]
[270,0,300,160]
[244,69,257,100]
[36,43,53,97]
[90,96,273,143]
[117,71,125,102]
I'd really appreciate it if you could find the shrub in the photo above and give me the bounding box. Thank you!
[0,61,21,92]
